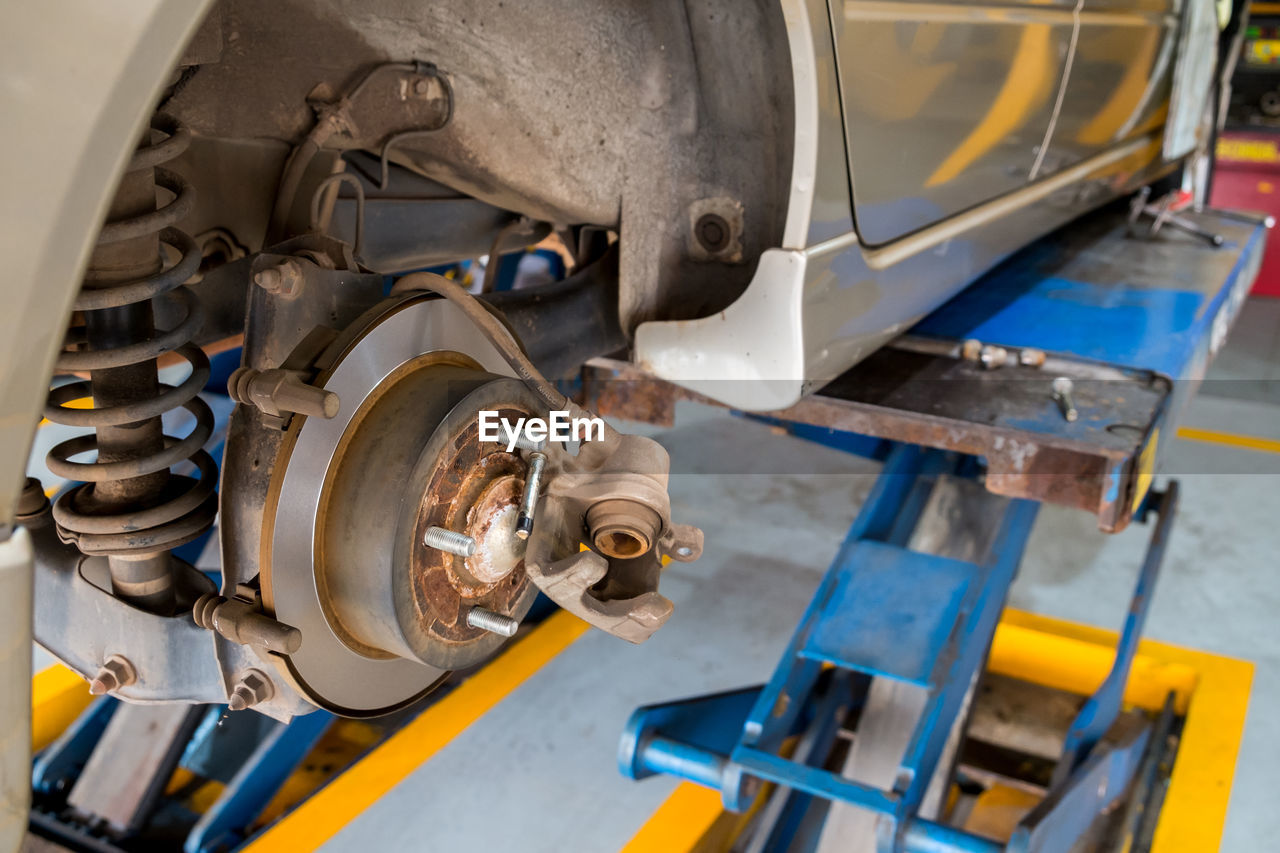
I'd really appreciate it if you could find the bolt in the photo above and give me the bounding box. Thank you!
[193,592,302,655]
[228,367,339,420]
[979,345,1008,370]
[227,669,274,712]
[413,77,432,95]
[253,258,304,297]
[253,267,282,292]
[423,526,477,557]
[515,452,547,540]
[88,655,136,696]
[695,213,731,253]
[512,434,545,452]
[1018,347,1047,368]
[1052,376,1078,422]
[466,607,519,637]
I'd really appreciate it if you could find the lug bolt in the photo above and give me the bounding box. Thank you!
[511,434,545,452]
[466,607,519,637]
[515,452,546,540]
[88,655,136,695]
[227,669,274,712]
[1052,376,1079,422]
[423,526,477,557]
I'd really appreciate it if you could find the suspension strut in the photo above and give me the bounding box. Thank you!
[43,114,218,614]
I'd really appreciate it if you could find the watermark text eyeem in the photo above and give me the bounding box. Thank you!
[479,410,605,452]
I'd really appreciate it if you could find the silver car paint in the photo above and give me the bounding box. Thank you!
[635,0,1197,411]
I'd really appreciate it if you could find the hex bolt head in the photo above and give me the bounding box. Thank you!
[423,526,477,557]
[88,655,136,695]
[227,669,275,712]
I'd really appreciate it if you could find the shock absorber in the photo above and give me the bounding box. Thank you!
[43,114,218,614]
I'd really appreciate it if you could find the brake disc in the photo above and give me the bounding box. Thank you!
[262,295,538,714]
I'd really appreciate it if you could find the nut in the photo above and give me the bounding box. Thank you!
[228,669,275,711]
[253,258,305,298]
[88,655,136,695]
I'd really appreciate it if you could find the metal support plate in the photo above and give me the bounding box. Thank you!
[582,207,1267,531]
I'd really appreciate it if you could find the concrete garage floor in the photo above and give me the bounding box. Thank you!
[323,299,1280,852]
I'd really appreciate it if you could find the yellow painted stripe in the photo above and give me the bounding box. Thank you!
[1175,426,1280,455]
[1253,2,1280,14]
[31,664,93,752]
[622,784,726,853]
[626,609,1250,852]
[243,610,589,852]
[1001,609,1251,853]
[988,622,1197,715]
[1151,646,1252,852]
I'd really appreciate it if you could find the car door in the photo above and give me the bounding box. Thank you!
[1032,0,1181,175]
[828,0,1078,245]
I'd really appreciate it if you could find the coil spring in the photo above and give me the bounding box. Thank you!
[44,115,219,556]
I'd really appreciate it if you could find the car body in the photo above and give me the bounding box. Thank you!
[0,1,1221,844]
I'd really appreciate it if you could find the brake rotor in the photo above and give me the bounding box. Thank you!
[261,295,543,715]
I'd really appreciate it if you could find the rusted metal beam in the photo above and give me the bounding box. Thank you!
[579,350,1168,532]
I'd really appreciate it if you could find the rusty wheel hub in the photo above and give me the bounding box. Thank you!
[263,296,544,714]
[318,363,543,670]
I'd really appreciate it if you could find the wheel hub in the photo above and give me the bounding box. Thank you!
[262,296,540,714]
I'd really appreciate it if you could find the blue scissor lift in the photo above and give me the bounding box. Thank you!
[602,203,1268,852]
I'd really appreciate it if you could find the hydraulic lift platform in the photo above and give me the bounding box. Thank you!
[23,204,1264,853]
[593,204,1266,853]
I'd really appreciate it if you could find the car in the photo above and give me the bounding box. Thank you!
[0,0,1227,813]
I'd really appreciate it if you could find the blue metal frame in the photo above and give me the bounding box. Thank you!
[31,696,118,796]
[1053,483,1178,786]
[623,445,1038,843]
[186,709,333,853]
[620,438,1181,851]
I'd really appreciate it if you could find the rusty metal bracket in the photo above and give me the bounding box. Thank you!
[579,353,1170,533]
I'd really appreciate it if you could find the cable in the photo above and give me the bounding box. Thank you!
[308,173,367,258]
[388,273,616,440]
[269,61,454,242]
[377,67,456,190]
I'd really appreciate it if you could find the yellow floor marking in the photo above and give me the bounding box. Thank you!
[31,664,92,752]
[242,610,589,852]
[1001,609,1253,853]
[988,622,1197,715]
[622,784,727,853]
[624,609,1252,852]
[1175,426,1280,455]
